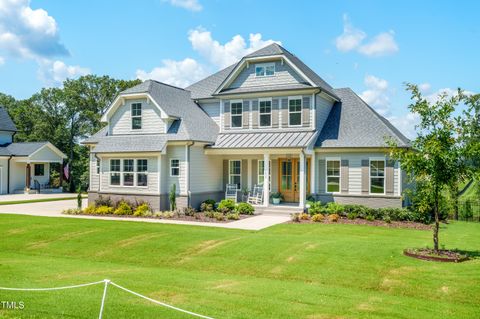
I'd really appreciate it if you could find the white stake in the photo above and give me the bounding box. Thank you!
[98,279,110,319]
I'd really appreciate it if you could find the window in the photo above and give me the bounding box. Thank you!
[326,159,341,193]
[123,159,134,186]
[137,159,148,187]
[259,99,272,127]
[34,164,45,176]
[170,159,180,177]
[131,103,142,130]
[288,98,302,126]
[229,160,241,189]
[231,101,243,128]
[258,160,271,186]
[110,159,121,185]
[96,159,101,174]
[255,63,275,77]
[370,159,385,194]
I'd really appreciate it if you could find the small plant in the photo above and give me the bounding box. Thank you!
[235,202,254,215]
[311,214,325,222]
[290,213,301,222]
[162,211,175,218]
[200,199,216,212]
[383,215,392,224]
[114,201,133,215]
[213,212,225,221]
[76,186,83,210]
[94,195,113,207]
[347,212,358,220]
[153,211,163,218]
[366,214,375,221]
[218,199,236,214]
[182,206,196,217]
[307,201,323,215]
[62,208,82,215]
[325,202,345,215]
[83,204,96,215]
[299,213,310,220]
[169,184,177,211]
[96,205,114,215]
[226,212,240,220]
[204,210,216,218]
[328,214,340,222]
[134,203,151,216]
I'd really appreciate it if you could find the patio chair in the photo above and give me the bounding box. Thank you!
[247,185,264,205]
[225,184,238,202]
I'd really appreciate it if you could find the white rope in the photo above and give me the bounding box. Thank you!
[109,281,216,319]
[0,280,105,291]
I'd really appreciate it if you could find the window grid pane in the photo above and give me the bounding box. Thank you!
[171,159,180,176]
[370,160,385,193]
[326,160,341,193]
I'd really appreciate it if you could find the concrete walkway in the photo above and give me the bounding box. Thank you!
[0,200,289,230]
[0,193,80,202]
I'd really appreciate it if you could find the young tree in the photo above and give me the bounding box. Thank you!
[388,84,470,252]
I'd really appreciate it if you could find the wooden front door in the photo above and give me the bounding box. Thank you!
[278,158,310,202]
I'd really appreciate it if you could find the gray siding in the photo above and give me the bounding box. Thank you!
[109,98,166,135]
[198,101,220,127]
[315,94,334,132]
[89,153,100,191]
[189,145,222,193]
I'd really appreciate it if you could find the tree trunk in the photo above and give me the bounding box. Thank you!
[433,187,440,252]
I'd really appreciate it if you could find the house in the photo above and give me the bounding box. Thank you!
[83,43,410,211]
[0,107,67,194]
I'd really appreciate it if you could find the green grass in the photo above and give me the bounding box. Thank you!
[0,215,479,319]
[459,180,479,201]
[0,196,87,206]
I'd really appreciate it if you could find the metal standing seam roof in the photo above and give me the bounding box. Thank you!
[210,131,317,149]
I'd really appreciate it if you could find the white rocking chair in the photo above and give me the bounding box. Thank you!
[247,185,264,205]
[225,184,238,202]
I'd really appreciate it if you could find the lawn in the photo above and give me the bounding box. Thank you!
[0,215,479,319]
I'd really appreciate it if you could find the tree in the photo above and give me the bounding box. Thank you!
[388,84,470,252]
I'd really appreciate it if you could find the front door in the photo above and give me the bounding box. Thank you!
[278,158,310,202]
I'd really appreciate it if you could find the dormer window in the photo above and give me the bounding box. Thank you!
[255,63,275,77]
[131,103,142,130]
[231,101,243,128]
[259,99,272,127]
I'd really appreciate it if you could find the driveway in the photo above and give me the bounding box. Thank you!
[0,193,80,202]
[0,200,289,230]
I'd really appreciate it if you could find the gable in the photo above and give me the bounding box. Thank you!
[109,98,166,135]
[29,144,66,162]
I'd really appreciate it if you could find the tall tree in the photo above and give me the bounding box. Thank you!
[388,84,470,252]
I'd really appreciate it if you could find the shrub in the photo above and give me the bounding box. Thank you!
[325,202,345,215]
[311,214,325,222]
[328,213,340,222]
[83,204,96,215]
[347,212,358,220]
[213,212,225,221]
[226,212,240,220]
[383,215,392,224]
[344,204,370,219]
[307,201,323,215]
[96,205,114,215]
[134,203,151,217]
[114,201,133,215]
[235,202,254,215]
[94,195,113,207]
[182,206,197,217]
[169,184,177,211]
[366,214,375,221]
[200,199,216,212]
[204,211,216,218]
[290,213,301,222]
[300,213,310,220]
[162,211,175,218]
[77,187,83,210]
[218,199,236,214]
[62,208,82,215]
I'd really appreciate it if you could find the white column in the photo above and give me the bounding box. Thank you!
[247,158,252,189]
[263,153,270,206]
[299,152,306,208]
[310,152,316,194]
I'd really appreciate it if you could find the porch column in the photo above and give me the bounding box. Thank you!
[263,153,270,206]
[25,163,31,190]
[247,158,252,189]
[310,152,316,194]
[299,152,306,208]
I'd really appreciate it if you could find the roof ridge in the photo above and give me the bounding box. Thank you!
[148,79,187,92]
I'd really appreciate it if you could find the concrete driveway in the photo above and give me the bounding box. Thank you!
[0,193,79,202]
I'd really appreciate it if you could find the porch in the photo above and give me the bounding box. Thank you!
[11,160,64,194]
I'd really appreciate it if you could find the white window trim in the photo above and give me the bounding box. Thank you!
[131,103,142,130]
[109,158,122,187]
[288,96,303,127]
[257,159,271,187]
[325,157,341,194]
[108,158,148,188]
[258,98,272,128]
[255,62,275,77]
[230,100,243,129]
[229,159,242,190]
[122,159,135,187]
[369,157,386,195]
[170,159,180,177]
[96,158,101,175]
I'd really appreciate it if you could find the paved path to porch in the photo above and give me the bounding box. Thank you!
[0,200,290,230]
[0,193,79,202]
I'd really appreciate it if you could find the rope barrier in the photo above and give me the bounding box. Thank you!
[0,279,216,319]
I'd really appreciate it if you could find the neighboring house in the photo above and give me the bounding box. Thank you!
[0,107,67,194]
[83,43,410,210]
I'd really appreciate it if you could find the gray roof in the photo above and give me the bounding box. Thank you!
[210,131,317,149]
[315,88,410,148]
[90,134,168,153]
[0,142,49,156]
[0,107,17,132]
[186,43,339,100]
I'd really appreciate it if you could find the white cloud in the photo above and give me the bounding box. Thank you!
[387,113,420,139]
[358,31,399,57]
[166,0,202,11]
[418,82,431,92]
[335,14,398,57]
[360,75,391,115]
[335,14,366,52]
[188,28,281,68]
[425,87,475,104]
[38,59,90,86]
[0,56,4,65]
[136,58,208,87]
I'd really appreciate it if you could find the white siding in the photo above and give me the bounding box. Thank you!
[0,131,13,144]
[109,98,166,135]
[89,153,100,191]
[30,163,50,187]
[198,102,220,127]
[189,145,222,193]
[0,158,7,194]
[10,160,25,192]
[166,145,187,195]
[315,94,334,131]
[29,146,63,162]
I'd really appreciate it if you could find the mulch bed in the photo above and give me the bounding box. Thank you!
[288,217,432,230]
[66,212,253,224]
[404,248,469,262]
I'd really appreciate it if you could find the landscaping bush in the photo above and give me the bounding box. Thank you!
[62,208,82,215]
[200,199,216,212]
[325,202,345,215]
[83,204,96,215]
[94,195,113,208]
[96,205,114,215]
[343,204,370,219]
[347,212,358,220]
[307,201,323,215]
[226,212,240,220]
[217,199,236,214]
[290,213,301,222]
[311,214,325,222]
[213,212,225,221]
[328,214,340,222]
[204,210,215,218]
[300,213,310,220]
[133,203,151,217]
[182,206,197,217]
[235,202,254,215]
[383,215,392,224]
[114,201,133,215]
[366,214,375,221]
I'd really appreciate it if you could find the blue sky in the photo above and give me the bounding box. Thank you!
[0,0,478,137]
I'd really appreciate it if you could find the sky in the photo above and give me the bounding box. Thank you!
[0,0,478,138]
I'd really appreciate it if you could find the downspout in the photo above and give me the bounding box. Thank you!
[186,141,195,207]
[7,155,13,194]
